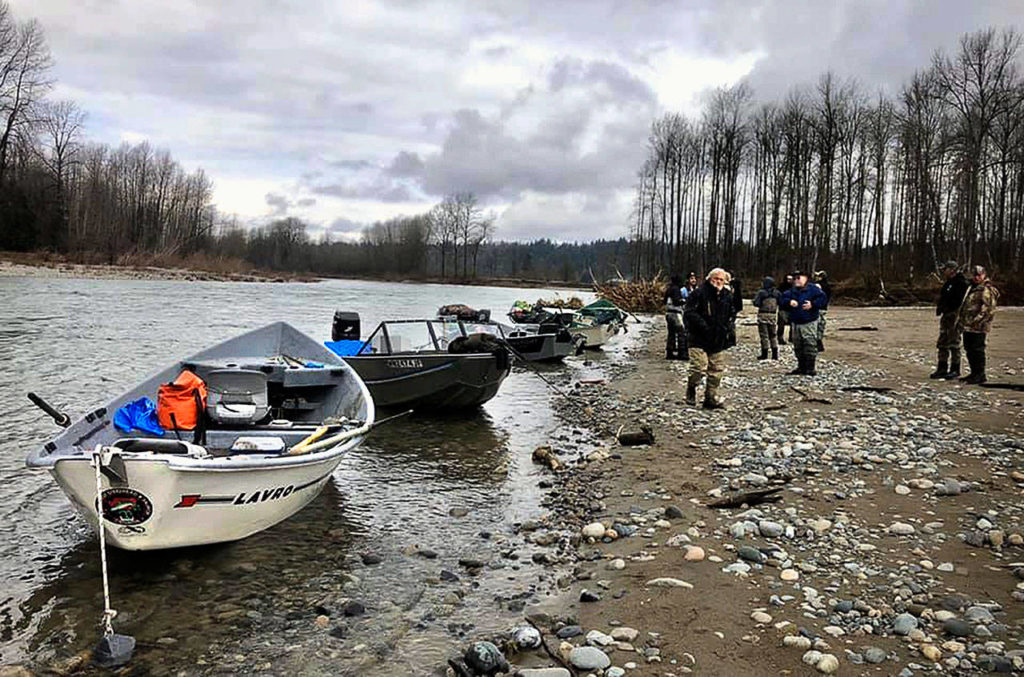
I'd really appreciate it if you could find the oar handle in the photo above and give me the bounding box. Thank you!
[28,392,71,428]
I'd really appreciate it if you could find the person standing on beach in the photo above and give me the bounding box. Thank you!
[752,277,781,360]
[664,273,688,360]
[779,270,827,376]
[776,273,794,345]
[813,271,832,353]
[957,265,999,385]
[685,271,699,295]
[930,260,969,380]
[683,268,736,409]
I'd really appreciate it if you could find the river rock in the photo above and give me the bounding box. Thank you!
[610,626,639,642]
[683,545,705,561]
[816,654,839,673]
[964,606,996,624]
[863,646,887,663]
[517,669,571,677]
[893,613,918,635]
[586,629,614,646]
[568,646,611,671]
[665,505,685,519]
[582,522,606,538]
[921,644,942,661]
[759,520,784,538]
[465,641,509,675]
[943,618,972,637]
[514,626,542,649]
[889,522,916,536]
[783,635,812,649]
[751,611,772,624]
[556,625,582,639]
[737,545,765,563]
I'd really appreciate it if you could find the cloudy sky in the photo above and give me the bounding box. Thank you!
[14,0,1022,241]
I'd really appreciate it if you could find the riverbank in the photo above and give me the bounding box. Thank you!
[451,306,1024,675]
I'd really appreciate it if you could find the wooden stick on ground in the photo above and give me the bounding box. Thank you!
[706,486,785,509]
[841,386,893,393]
[789,385,833,405]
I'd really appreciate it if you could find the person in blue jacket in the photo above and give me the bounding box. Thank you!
[779,270,827,376]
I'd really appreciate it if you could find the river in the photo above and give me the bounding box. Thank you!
[0,275,637,675]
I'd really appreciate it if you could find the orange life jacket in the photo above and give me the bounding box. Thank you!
[157,370,207,431]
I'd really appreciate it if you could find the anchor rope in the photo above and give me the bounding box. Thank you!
[92,446,116,638]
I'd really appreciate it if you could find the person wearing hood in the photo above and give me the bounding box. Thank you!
[956,265,999,384]
[813,271,832,352]
[930,260,969,379]
[779,270,827,376]
[752,277,781,360]
[776,273,794,345]
[683,267,737,409]
[664,273,688,360]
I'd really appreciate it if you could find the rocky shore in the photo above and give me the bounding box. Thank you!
[443,306,1024,676]
[0,258,314,282]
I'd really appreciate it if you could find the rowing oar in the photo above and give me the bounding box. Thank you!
[288,409,414,455]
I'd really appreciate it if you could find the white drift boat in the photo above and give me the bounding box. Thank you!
[26,322,374,551]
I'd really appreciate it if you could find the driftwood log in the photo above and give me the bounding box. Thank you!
[707,486,785,509]
[525,618,578,675]
[838,326,880,332]
[593,274,666,313]
[980,383,1024,392]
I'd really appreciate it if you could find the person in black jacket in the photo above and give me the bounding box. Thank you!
[930,260,969,379]
[813,271,833,352]
[664,273,687,360]
[683,267,736,409]
[776,273,794,344]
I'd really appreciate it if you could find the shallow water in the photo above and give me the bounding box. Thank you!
[0,276,633,674]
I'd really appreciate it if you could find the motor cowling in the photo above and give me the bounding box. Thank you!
[332,311,361,341]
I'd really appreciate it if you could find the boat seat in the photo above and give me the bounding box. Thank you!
[205,369,270,425]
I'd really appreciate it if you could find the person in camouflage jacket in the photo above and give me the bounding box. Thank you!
[956,265,999,384]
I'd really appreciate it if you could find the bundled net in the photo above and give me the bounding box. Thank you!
[593,273,666,313]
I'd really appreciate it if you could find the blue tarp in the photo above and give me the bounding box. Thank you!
[324,340,370,357]
[113,397,164,436]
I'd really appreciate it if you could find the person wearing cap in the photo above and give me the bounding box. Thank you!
[779,270,827,375]
[813,271,832,352]
[930,261,969,379]
[664,273,688,360]
[956,265,999,384]
[685,271,699,295]
[776,273,794,345]
[683,267,737,409]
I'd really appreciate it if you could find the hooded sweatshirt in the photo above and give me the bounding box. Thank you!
[779,282,827,324]
[752,277,780,316]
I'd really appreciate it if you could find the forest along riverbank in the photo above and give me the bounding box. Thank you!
[443,306,1024,676]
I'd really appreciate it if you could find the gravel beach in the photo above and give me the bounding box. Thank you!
[453,305,1024,676]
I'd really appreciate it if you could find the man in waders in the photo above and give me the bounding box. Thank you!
[813,271,832,353]
[930,260,968,380]
[780,270,827,376]
[752,277,781,360]
[683,268,736,409]
[664,273,688,360]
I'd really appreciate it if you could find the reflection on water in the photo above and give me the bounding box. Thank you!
[0,276,625,674]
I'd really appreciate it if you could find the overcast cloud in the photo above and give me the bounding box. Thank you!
[14,0,1022,241]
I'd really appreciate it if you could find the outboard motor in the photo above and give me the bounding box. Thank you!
[332,311,361,341]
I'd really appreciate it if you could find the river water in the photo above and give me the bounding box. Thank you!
[0,276,636,675]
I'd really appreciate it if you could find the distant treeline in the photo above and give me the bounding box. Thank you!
[209,212,631,283]
[631,27,1024,286]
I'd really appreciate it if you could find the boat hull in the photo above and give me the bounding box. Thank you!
[52,453,345,550]
[574,322,621,349]
[344,353,510,410]
[505,332,574,362]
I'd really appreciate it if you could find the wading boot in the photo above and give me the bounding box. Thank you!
[771,348,779,361]
[758,348,769,361]
[788,356,805,375]
[816,339,825,353]
[805,355,817,376]
[941,355,961,380]
[685,384,697,406]
[929,361,948,379]
[702,394,726,410]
